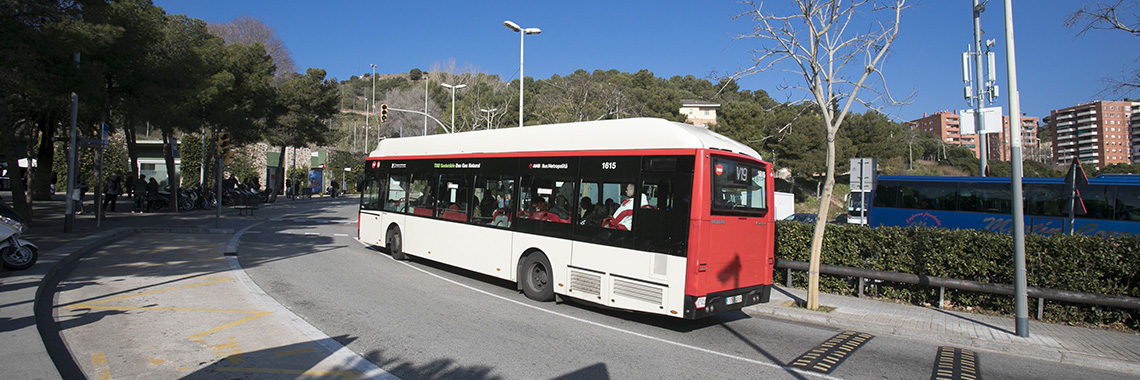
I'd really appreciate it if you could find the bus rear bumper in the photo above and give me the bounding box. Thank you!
[683,284,771,319]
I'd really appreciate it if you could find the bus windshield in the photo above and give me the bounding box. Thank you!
[711,157,767,215]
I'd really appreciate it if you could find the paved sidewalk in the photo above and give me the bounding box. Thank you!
[0,193,379,379]
[744,286,1140,375]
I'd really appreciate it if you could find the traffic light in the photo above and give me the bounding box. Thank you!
[217,132,231,152]
[380,104,389,122]
[217,132,234,166]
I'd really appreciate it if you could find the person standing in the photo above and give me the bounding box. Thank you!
[73,178,87,214]
[145,178,159,212]
[331,179,340,198]
[133,175,147,213]
[102,173,121,212]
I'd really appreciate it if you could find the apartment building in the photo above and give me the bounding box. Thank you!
[1049,100,1137,168]
[906,110,1038,161]
[1133,109,1140,164]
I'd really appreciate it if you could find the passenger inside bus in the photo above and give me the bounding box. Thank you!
[579,196,595,219]
[549,195,571,221]
[605,184,640,230]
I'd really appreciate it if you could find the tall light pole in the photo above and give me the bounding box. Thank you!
[422,71,430,136]
[369,64,377,143]
[503,20,541,128]
[480,108,498,129]
[1002,0,1029,338]
[364,97,369,153]
[441,83,467,132]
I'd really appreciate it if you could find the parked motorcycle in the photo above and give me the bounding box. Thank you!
[178,187,197,211]
[0,203,38,270]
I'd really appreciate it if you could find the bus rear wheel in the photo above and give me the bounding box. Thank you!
[521,252,554,302]
[386,227,407,260]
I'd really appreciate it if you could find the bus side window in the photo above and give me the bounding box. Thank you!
[635,175,691,256]
[409,173,437,217]
[1116,186,1140,221]
[474,176,515,228]
[437,173,471,222]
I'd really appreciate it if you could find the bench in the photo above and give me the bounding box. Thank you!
[234,205,259,216]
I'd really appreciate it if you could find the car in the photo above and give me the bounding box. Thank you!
[783,213,818,224]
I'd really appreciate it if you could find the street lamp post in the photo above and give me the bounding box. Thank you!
[441,83,467,132]
[370,64,377,144]
[422,71,430,136]
[503,20,541,128]
[363,97,369,152]
[480,108,498,129]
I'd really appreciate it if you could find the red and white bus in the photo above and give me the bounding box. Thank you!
[358,118,774,319]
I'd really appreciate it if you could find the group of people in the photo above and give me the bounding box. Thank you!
[70,173,161,214]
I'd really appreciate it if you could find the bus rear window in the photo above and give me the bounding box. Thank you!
[711,157,767,215]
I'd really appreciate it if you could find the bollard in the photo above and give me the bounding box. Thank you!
[857,277,865,298]
[939,287,946,309]
[1038,298,1044,320]
[786,268,793,288]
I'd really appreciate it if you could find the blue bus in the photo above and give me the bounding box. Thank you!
[868,175,1140,237]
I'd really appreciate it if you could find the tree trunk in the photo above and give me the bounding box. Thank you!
[30,113,57,201]
[807,126,839,310]
[162,130,178,211]
[0,93,31,221]
[124,116,139,195]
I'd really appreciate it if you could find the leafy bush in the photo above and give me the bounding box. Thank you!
[774,221,1140,330]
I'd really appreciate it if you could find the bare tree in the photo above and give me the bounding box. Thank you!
[208,15,297,81]
[535,72,628,123]
[381,87,441,138]
[733,0,910,310]
[1065,1,1140,95]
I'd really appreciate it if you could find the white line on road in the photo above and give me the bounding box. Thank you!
[334,233,349,237]
[351,238,840,380]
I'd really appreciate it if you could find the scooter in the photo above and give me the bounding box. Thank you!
[0,203,38,270]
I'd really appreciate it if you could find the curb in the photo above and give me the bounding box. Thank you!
[743,303,1140,376]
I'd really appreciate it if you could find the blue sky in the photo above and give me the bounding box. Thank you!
[154,0,1137,123]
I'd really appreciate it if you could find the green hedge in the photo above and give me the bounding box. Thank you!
[774,221,1140,330]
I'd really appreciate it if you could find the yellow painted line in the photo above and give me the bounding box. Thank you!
[216,366,362,380]
[188,312,273,339]
[148,357,165,365]
[91,352,111,380]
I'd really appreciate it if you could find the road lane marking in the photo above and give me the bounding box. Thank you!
[275,347,318,357]
[353,238,840,380]
[932,346,981,380]
[788,331,874,374]
[91,352,111,380]
[334,233,349,237]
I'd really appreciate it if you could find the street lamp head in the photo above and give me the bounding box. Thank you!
[455,84,467,89]
[523,28,541,35]
[503,20,522,32]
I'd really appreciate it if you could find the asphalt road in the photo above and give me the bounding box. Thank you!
[235,199,1129,380]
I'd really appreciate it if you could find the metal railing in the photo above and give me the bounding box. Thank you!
[775,259,1140,320]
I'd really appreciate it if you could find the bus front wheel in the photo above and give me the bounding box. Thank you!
[386,227,407,260]
[521,252,554,302]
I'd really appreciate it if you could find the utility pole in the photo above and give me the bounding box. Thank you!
[1002,0,1029,338]
[370,63,377,144]
[65,53,79,233]
[973,0,989,176]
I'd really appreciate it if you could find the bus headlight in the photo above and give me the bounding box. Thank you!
[695,296,706,309]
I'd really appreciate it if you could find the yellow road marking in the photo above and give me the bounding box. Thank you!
[148,357,165,365]
[216,366,362,380]
[188,312,273,339]
[91,352,111,380]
